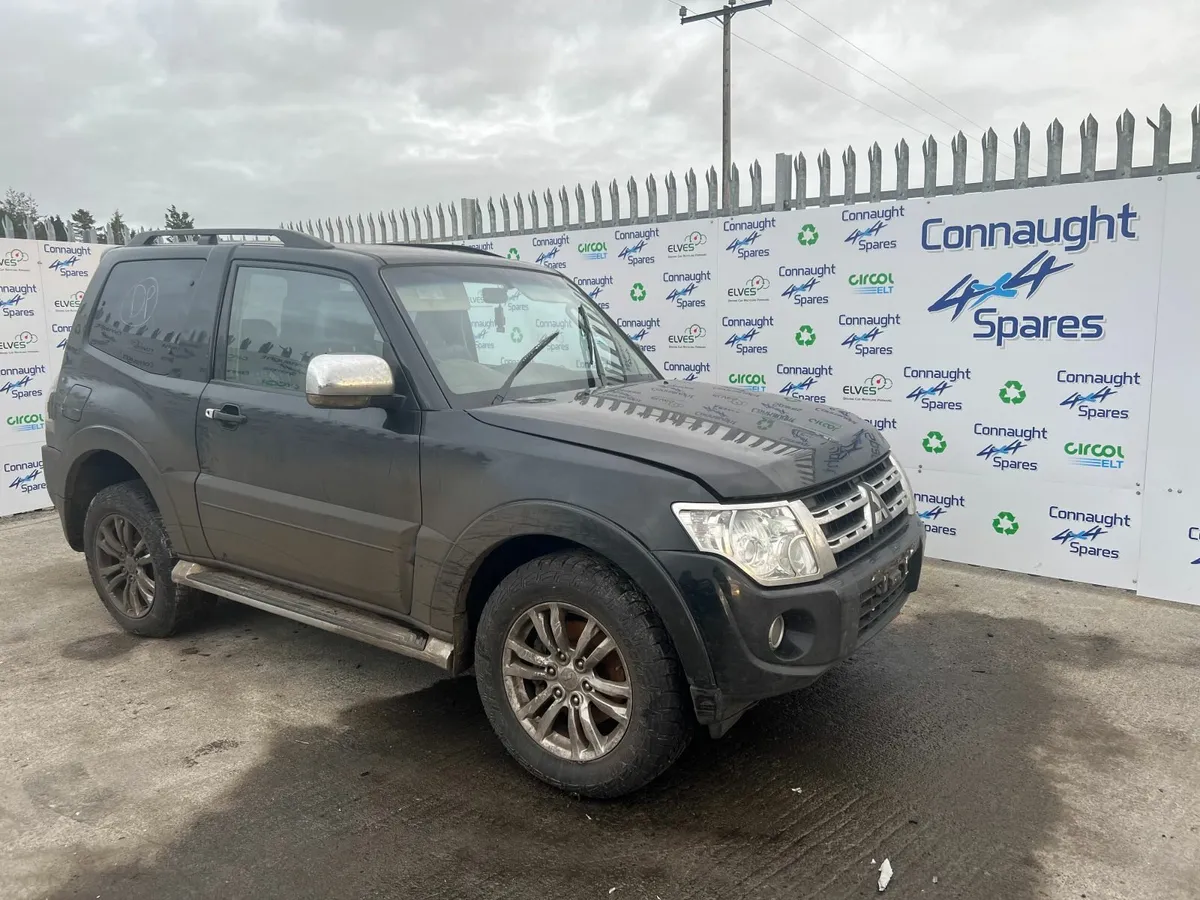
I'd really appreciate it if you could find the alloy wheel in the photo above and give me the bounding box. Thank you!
[94,514,155,618]
[502,602,632,762]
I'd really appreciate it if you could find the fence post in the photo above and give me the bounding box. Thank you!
[749,159,762,212]
[527,192,540,232]
[842,146,856,206]
[867,143,882,202]
[705,166,718,217]
[774,153,792,212]
[685,168,698,219]
[729,163,741,212]
[1014,123,1030,189]
[981,129,998,191]
[1191,104,1200,171]
[1149,105,1172,175]
[626,176,639,224]
[794,153,807,209]
[1080,115,1098,182]
[665,170,678,219]
[1046,119,1064,186]
[1115,109,1135,178]
[817,150,831,207]
[591,182,603,227]
[951,131,967,194]
[608,180,620,227]
[646,174,659,223]
[922,136,937,197]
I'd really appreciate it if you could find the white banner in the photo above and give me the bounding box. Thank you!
[0,182,1193,605]
[1136,174,1200,606]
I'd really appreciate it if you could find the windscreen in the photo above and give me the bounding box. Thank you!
[383,264,659,406]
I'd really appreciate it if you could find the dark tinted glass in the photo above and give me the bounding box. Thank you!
[87,258,213,380]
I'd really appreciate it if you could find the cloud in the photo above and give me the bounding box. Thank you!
[2,0,1194,229]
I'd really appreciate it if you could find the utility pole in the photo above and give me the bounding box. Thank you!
[679,0,772,213]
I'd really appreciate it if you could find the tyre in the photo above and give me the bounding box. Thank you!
[475,551,693,798]
[83,480,201,638]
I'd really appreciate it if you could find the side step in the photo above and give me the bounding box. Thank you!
[172,561,454,669]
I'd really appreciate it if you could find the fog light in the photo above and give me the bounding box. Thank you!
[767,615,785,650]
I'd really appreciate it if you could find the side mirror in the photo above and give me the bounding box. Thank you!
[305,354,395,409]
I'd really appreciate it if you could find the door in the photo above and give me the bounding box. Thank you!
[194,261,421,614]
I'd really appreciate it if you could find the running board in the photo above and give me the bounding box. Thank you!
[172,561,453,669]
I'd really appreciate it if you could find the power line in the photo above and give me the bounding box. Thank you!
[778,0,1040,171]
[665,0,983,168]
[755,8,1016,166]
[678,0,776,213]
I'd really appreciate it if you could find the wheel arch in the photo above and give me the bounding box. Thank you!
[437,501,715,694]
[61,427,181,553]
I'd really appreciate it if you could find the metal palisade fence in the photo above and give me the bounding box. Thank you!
[279,104,1200,244]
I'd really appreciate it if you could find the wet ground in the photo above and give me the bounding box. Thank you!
[1,511,1197,900]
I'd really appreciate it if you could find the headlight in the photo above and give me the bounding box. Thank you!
[890,454,916,515]
[672,502,820,585]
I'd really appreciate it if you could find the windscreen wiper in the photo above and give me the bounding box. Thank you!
[577,304,606,388]
[491,330,561,405]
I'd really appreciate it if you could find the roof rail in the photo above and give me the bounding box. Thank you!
[127,228,333,249]
[384,242,500,257]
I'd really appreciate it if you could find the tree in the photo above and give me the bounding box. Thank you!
[108,210,128,245]
[2,188,38,222]
[164,204,195,230]
[71,208,96,232]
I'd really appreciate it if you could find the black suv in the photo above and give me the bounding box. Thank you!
[43,228,923,797]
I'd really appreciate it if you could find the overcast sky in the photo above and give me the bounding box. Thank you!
[5,0,1198,230]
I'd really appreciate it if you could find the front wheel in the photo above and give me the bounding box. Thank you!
[475,551,693,798]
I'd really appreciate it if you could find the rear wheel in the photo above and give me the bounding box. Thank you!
[83,481,201,637]
[475,551,692,798]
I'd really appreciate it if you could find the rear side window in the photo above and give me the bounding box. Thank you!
[87,258,214,380]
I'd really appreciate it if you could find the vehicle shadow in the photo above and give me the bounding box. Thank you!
[43,606,1136,900]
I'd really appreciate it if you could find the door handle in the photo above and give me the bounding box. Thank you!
[205,405,248,426]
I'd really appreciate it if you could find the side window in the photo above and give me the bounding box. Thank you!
[224,266,385,392]
[88,258,213,380]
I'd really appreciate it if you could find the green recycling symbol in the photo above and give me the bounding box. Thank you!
[992,511,1020,535]
[630,282,646,302]
[510,327,524,344]
[922,430,947,454]
[794,325,816,347]
[506,248,520,260]
[797,224,819,246]
[999,380,1027,404]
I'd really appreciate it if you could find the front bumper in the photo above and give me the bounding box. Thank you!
[657,513,924,729]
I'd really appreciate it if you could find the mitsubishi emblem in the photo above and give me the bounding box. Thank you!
[861,484,886,531]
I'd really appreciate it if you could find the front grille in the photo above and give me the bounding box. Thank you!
[799,457,910,571]
[858,572,908,637]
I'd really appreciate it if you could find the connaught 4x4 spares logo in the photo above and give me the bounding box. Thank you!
[973,422,1049,471]
[0,284,38,318]
[839,314,899,357]
[843,205,904,253]
[1049,504,1131,560]
[723,217,776,259]
[1058,369,1140,420]
[904,366,969,411]
[723,316,772,355]
[5,461,44,495]
[916,491,966,537]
